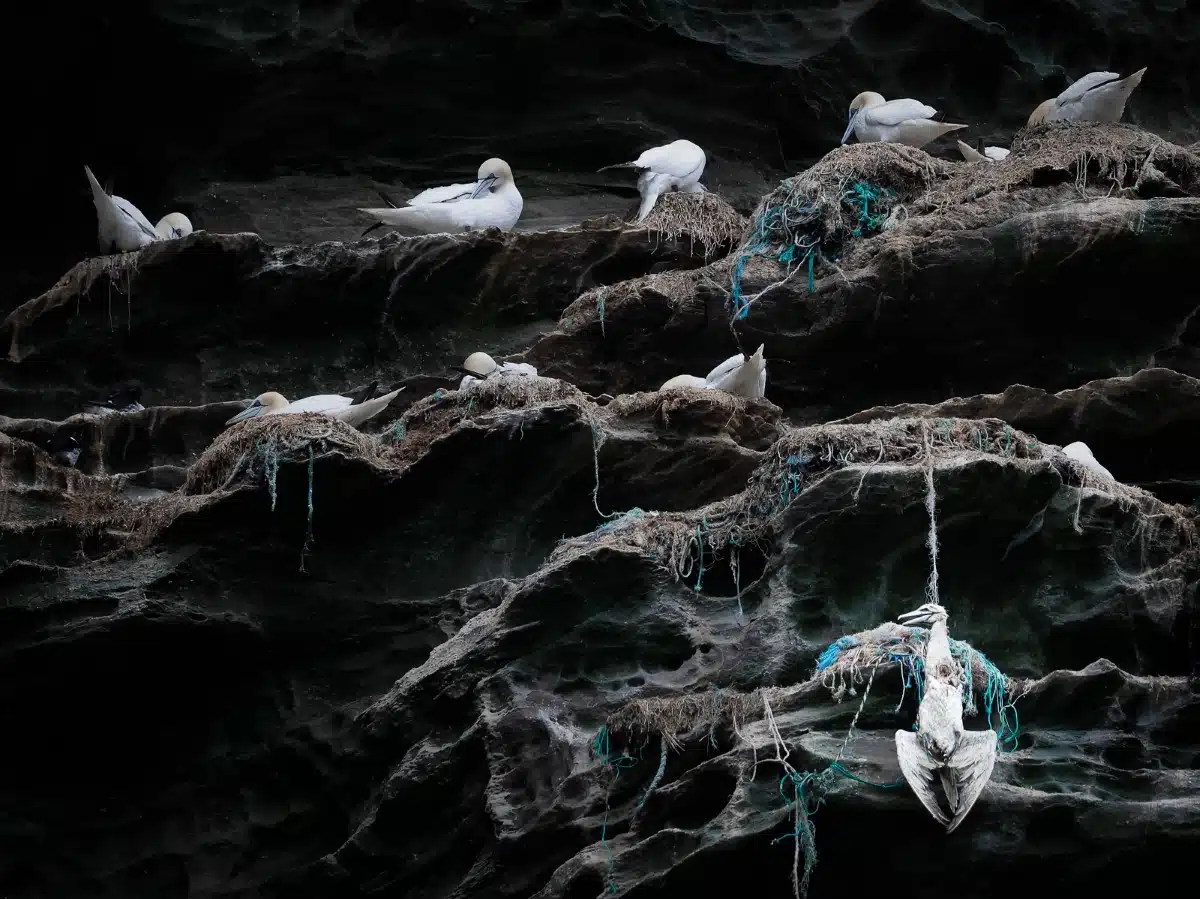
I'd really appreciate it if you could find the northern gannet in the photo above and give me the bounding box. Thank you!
[225,388,404,429]
[704,344,767,400]
[84,165,192,253]
[598,139,707,223]
[842,93,967,149]
[1027,68,1147,127]
[894,602,997,833]
[358,158,523,236]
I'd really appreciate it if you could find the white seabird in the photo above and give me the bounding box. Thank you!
[956,140,1010,163]
[1061,441,1114,481]
[358,158,523,236]
[457,351,538,391]
[841,93,968,149]
[894,602,997,834]
[1027,68,1147,127]
[704,344,767,400]
[598,139,707,223]
[225,388,404,429]
[84,165,192,253]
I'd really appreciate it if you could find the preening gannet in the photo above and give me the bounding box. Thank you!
[1027,68,1147,127]
[1062,441,1115,481]
[225,388,404,429]
[842,93,967,149]
[83,386,145,416]
[598,139,707,223]
[84,166,193,253]
[894,602,997,833]
[358,158,523,236]
[704,344,767,400]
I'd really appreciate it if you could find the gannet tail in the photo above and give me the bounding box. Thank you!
[895,730,951,827]
[598,161,642,173]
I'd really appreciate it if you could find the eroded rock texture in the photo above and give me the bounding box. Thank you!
[2,126,1199,898]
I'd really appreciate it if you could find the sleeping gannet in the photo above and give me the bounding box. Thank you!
[842,93,967,149]
[155,212,194,240]
[894,602,997,833]
[598,139,708,223]
[659,374,711,391]
[225,388,404,429]
[1027,69,1147,127]
[358,158,523,236]
[457,351,538,391]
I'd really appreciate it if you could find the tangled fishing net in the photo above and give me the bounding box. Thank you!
[728,143,953,320]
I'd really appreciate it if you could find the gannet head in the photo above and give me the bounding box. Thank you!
[469,158,514,199]
[897,602,948,628]
[460,351,500,378]
[1027,97,1057,128]
[843,91,886,144]
[155,212,194,240]
[226,391,289,425]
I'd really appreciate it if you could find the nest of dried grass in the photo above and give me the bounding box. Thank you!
[638,191,749,261]
[919,121,1200,214]
[382,374,592,465]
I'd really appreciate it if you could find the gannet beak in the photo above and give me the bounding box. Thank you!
[469,174,498,199]
[225,400,264,425]
[840,112,857,145]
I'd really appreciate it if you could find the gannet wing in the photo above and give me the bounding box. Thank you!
[408,182,478,206]
[704,352,744,385]
[1056,71,1120,106]
[114,197,160,242]
[944,729,997,834]
[895,730,950,827]
[636,141,705,179]
[865,98,937,127]
[288,394,353,414]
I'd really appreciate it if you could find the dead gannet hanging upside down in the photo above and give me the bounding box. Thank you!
[225,387,404,429]
[894,602,997,833]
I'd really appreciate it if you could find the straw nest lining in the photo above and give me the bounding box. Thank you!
[637,191,749,261]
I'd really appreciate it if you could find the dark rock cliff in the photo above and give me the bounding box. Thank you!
[4,58,1200,899]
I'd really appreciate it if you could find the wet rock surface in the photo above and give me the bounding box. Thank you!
[2,126,1200,898]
